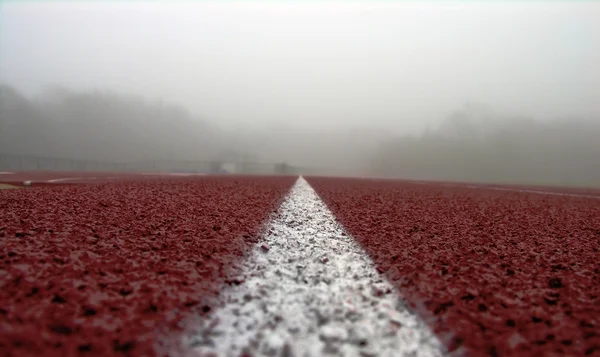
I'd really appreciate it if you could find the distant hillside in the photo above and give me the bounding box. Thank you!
[370,104,600,187]
[0,85,224,163]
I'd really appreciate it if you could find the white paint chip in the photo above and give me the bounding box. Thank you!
[181,177,448,357]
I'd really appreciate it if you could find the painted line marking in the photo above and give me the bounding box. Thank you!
[411,180,599,199]
[455,183,599,199]
[46,177,88,183]
[181,177,447,357]
[481,186,600,199]
[0,171,15,175]
[141,172,207,176]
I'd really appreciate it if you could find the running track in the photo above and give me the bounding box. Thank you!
[1,172,598,356]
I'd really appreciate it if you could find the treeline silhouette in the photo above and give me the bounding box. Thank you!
[2,85,598,186]
[0,85,387,176]
[370,104,600,187]
[0,85,224,163]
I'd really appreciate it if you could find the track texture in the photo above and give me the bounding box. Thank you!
[306,177,600,357]
[0,176,295,357]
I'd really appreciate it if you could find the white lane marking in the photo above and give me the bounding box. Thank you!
[46,177,87,183]
[181,177,447,357]
[452,183,599,199]
[481,186,600,199]
[0,171,15,174]
[141,172,207,176]
[410,180,599,199]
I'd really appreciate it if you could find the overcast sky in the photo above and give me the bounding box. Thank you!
[1,1,599,134]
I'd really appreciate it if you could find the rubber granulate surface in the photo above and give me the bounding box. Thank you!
[306,177,600,357]
[0,176,295,357]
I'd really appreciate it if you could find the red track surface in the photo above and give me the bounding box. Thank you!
[0,176,295,356]
[307,177,600,357]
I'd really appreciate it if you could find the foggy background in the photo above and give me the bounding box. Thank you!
[1,2,599,185]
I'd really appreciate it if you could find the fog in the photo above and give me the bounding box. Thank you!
[1,2,599,185]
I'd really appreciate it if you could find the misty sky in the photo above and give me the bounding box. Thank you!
[1,1,599,134]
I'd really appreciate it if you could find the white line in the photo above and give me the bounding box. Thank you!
[141,172,207,176]
[46,177,86,183]
[180,177,447,357]
[482,186,600,199]
[0,171,15,175]
[449,183,599,199]
[410,180,599,199]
